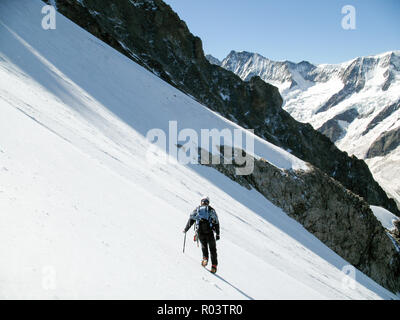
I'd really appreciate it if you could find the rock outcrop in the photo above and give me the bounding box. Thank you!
[200,146,400,293]
[366,127,400,159]
[362,100,400,136]
[318,109,359,142]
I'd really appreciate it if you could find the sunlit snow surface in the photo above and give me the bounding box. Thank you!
[0,0,397,299]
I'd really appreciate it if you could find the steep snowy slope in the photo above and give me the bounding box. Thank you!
[0,0,397,299]
[212,51,400,207]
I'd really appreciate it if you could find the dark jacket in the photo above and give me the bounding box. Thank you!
[184,205,220,236]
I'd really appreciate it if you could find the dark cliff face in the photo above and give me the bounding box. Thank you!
[46,0,399,215]
[318,109,359,142]
[362,100,400,136]
[366,127,400,159]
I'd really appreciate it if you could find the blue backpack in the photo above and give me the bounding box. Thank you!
[193,205,217,234]
[196,205,211,221]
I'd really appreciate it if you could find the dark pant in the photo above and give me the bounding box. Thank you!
[199,232,217,266]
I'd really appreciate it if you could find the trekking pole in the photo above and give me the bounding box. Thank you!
[183,232,187,253]
[194,224,199,247]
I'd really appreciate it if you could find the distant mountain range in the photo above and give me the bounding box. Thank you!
[208,51,400,207]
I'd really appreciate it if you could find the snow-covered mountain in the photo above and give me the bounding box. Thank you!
[1,0,399,299]
[210,50,400,207]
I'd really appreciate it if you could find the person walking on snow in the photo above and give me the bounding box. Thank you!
[183,197,220,274]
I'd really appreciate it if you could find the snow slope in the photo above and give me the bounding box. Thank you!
[371,206,399,232]
[0,0,397,299]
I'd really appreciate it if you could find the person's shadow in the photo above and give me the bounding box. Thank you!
[212,273,254,300]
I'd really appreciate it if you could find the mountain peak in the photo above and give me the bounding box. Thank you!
[205,54,221,66]
[218,48,400,211]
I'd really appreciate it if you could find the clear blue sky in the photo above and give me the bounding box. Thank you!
[163,0,400,64]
